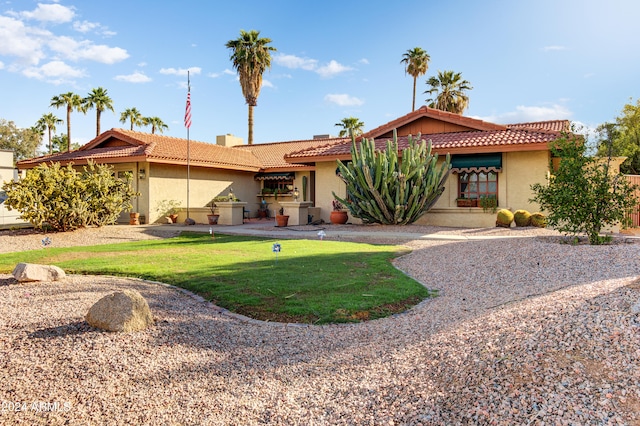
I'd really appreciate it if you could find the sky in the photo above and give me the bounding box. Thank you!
[1,0,639,150]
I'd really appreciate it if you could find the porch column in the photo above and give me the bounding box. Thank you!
[280,201,313,226]
[216,202,247,226]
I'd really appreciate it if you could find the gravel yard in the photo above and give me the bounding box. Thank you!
[0,225,639,425]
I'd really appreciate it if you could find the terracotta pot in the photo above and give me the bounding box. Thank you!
[330,210,349,224]
[207,214,219,225]
[129,212,140,225]
[275,214,289,227]
[456,199,477,208]
[168,214,178,223]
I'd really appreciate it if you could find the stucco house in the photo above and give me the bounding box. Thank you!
[16,106,569,227]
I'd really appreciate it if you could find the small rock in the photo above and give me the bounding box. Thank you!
[184,218,196,225]
[631,300,640,314]
[86,289,154,332]
[12,262,66,282]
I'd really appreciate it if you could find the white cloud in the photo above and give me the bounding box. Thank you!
[47,35,129,64]
[274,53,352,78]
[324,93,364,107]
[72,20,113,36]
[20,3,75,23]
[114,72,152,83]
[542,45,566,52]
[159,67,202,76]
[478,104,572,124]
[359,58,369,65]
[22,60,86,83]
[0,16,49,65]
[223,69,236,75]
[274,54,318,71]
[0,61,3,69]
[262,79,274,88]
[316,60,353,78]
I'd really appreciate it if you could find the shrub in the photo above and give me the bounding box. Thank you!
[3,161,138,231]
[530,212,547,228]
[496,209,514,228]
[514,209,532,227]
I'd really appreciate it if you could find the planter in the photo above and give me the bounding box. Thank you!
[129,212,140,225]
[258,209,269,219]
[330,210,349,224]
[168,214,179,223]
[456,199,477,208]
[207,214,219,225]
[275,214,289,227]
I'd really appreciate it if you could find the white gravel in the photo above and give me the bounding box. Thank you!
[0,225,639,425]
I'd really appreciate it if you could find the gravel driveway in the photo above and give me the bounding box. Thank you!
[0,225,639,425]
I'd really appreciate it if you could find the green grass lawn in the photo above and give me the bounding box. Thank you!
[0,232,433,324]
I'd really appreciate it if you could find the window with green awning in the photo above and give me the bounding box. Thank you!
[450,153,502,173]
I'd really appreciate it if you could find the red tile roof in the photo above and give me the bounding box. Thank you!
[285,123,569,161]
[236,137,347,170]
[18,128,264,171]
[506,120,571,132]
[362,106,506,139]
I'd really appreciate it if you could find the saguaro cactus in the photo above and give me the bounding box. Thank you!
[333,130,450,225]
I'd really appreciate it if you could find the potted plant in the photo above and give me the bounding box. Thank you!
[207,198,221,225]
[456,197,477,207]
[330,199,349,224]
[258,199,270,218]
[155,199,181,223]
[479,195,498,213]
[275,207,289,227]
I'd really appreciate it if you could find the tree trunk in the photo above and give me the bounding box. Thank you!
[248,104,254,145]
[66,106,71,152]
[96,110,101,136]
[412,76,417,112]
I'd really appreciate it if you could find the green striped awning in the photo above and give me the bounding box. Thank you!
[450,153,502,173]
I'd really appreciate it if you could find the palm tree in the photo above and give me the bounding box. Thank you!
[226,29,276,145]
[84,87,114,136]
[119,108,143,130]
[36,113,63,155]
[401,47,430,112]
[334,117,365,138]
[424,70,473,114]
[50,92,84,151]
[143,116,169,134]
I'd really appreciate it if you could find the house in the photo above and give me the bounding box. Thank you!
[16,107,568,227]
[0,149,28,228]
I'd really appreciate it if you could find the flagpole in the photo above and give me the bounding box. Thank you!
[185,71,192,223]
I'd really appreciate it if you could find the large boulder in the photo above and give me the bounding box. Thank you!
[12,263,66,282]
[86,289,154,332]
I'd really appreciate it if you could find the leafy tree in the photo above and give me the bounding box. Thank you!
[334,130,451,225]
[0,119,41,161]
[401,47,430,112]
[50,92,84,151]
[226,29,276,145]
[142,116,169,134]
[50,133,79,153]
[334,117,365,138]
[119,107,143,130]
[595,98,640,174]
[84,87,114,136]
[424,70,473,114]
[531,132,638,245]
[36,113,63,155]
[2,161,138,232]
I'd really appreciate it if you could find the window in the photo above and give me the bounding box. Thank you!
[459,171,497,200]
[263,179,293,192]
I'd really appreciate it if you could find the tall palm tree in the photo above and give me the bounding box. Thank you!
[401,47,430,112]
[50,92,84,151]
[119,107,143,130]
[424,70,473,114]
[226,29,276,145]
[36,113,63,155]
[143,116,169,134]
[334,117,365,138]
[84,87,114,136]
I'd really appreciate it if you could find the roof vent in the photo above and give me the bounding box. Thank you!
[313,134,333,139]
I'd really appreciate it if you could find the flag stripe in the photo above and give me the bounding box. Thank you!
[184,92,192,129]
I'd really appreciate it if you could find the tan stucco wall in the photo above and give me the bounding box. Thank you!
[146,164,260,223]
[314,150,551,228]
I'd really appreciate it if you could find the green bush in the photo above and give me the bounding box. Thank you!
[496,209,514,228]
[530,212,547,228]
[2,161,138,231]
[514,209,532,227]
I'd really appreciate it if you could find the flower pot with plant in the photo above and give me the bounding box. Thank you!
[258,199,270,218]
[479,195,498,213]
[275,207,289,227]
[156,199,181,223]
[456,197,477,208]
[207,198,220,225]
[330,199,349,224]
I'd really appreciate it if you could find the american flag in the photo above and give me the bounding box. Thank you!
[184,91,192,129]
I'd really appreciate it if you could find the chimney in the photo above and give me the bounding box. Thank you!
[216,134,244,147]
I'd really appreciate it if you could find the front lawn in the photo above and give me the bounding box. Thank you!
[0,232,433,324]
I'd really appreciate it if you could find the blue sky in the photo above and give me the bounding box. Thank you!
[1,0,639,149]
